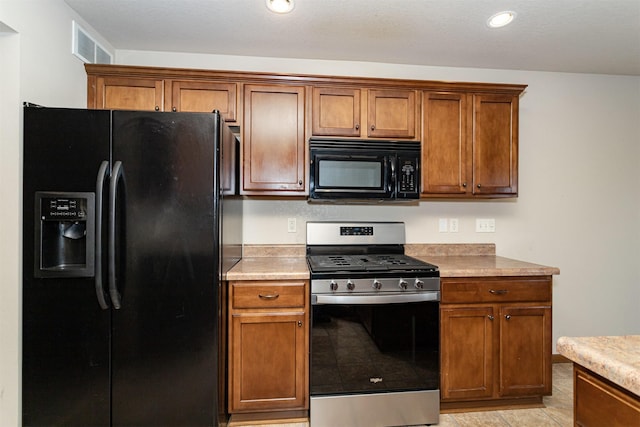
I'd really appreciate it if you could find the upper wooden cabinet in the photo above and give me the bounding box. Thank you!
[86,64,526,199]
[473,94,518,196]
[87,67,237,121]
[312,87,418,139]
[242,84,307,195]
[421,92,519,198]
[166,80,237,119]
[92,76,165,111]
[312,87,361,137]
[368,89,417,138]
[421,92,470,195]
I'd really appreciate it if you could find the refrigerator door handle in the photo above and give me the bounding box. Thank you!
[95,160,110,309]
[108,160,124,309]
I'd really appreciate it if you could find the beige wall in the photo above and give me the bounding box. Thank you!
[1,1,639,425]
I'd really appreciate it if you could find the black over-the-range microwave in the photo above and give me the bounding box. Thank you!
[308,138,421,202]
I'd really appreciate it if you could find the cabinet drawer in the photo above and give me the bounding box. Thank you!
[441,277,551,304]
[232,281,306,309]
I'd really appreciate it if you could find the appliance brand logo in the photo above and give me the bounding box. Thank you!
[369,377,383,384]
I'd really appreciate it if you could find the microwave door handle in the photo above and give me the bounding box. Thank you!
[389,159,396,195]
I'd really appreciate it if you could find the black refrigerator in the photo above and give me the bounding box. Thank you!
[22,105,242,426]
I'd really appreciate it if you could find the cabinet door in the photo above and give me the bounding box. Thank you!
[367,89,417,138]
[95,77,164,111]
[242,84,306,194]
[312,87,361,137]
[229,312,307,412]
[499,305,552,397]
[472,94,518,195]
[421,92,471,195]
[440,306,495,400]
[168,80,237,121]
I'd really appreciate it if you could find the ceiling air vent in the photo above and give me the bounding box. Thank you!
[72,21,112,64]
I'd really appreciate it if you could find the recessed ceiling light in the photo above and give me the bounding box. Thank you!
[266,0,294,14]
[487,11,516,28]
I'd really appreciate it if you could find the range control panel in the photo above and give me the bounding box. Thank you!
[340,226,374,236]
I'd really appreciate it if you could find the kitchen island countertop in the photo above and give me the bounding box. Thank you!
[557,335,640,396]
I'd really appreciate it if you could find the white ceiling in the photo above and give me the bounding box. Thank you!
[64,0,640,76]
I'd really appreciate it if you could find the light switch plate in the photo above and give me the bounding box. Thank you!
[438,218,448,233]
[287,217,297,233]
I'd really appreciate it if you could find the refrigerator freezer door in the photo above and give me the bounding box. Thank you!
[110,111,220,426]
[22,107,111,426]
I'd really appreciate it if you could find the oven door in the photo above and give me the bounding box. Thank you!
[310,293,440,426]
[311,294,439,395]
[309,152,394,200]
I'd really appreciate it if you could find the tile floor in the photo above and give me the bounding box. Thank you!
[232,363,574,427]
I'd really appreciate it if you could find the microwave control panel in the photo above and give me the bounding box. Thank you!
[397,157,419,196]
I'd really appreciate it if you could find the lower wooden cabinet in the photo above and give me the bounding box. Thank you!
[574,365,640,426]
[228,280,309,414]
[440,277,552,408]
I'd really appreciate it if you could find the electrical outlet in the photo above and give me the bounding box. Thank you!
[449,218,459,233]
[476,218,496,233]
[438,218,448,233]
[287,217,296,233]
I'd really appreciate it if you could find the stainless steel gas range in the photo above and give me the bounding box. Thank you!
[306,222,440,427]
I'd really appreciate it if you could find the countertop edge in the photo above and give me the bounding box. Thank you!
[557,335,640,396]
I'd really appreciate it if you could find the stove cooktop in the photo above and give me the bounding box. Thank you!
[307,253,438,274]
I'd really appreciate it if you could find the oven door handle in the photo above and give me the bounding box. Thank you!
[312,292,440,305]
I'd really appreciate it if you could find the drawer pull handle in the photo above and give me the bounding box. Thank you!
[505,315,512,320]
[488,315,494,321]
[258,293,280,300]
[489,289,508,295]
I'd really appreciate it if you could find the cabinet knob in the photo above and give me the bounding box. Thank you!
[297,320,303,327]
[488,315,494,321]
[172,107,177,112]
[298,180,303,186]
[477,184,482,189]
[505,315,511,320]
[154,106,159,111]
[371,124,375,131]
[462,182,467,188]
[355,124,360,130]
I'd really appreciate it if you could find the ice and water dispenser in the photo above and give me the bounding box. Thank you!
[34,192,95,278]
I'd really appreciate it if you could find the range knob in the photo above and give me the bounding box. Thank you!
[346,280,355,291]
[399,279,408,290]
[372,279,382,290]
[330,280,338,291]
[414,279,424,289]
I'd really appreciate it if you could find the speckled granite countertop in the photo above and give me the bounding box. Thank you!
[225,243,559,280]
[557,335,640,396]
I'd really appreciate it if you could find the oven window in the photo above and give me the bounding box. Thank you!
[311,301,439,396]
[317,159,383,189]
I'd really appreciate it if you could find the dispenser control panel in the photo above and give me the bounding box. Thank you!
[41,197,89,220]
